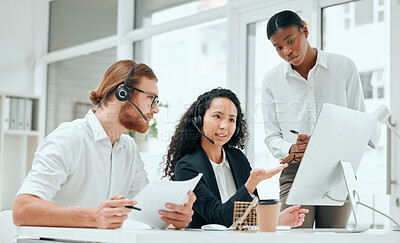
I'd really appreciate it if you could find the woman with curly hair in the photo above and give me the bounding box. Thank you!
[162,88,308,228]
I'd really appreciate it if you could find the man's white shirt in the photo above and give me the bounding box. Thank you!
[18,110,149,207]
[262,49,365,160]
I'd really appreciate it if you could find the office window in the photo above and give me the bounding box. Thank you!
[329,0,386,30]
[360,70,385,100]
[376,0,385,23]
[46,48,116,134]
[360,71,374,99]
[134,0,226,28]
[245,20,286,198]
[323,0,390,228]
[344,18,351,29]
[48,0,118,52]
[378,11,384,22]
[355,0,373,26]
[132,19,227,155]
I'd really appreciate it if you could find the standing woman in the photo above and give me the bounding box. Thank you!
[163,88,308,228]
[262,10,365,228]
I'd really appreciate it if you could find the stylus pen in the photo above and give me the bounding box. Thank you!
[125,205,141,211]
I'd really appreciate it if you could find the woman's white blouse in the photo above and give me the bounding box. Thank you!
[209,149,237,203]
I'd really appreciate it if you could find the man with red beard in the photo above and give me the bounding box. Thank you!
[13,60,195,229]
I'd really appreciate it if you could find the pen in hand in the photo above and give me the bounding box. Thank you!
[286,129,307,164]
[125,205,141,211]
[290,129,311,139]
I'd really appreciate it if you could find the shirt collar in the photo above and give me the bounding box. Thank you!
[221,148,230,169]
[86,110,109,142]
[283,48,328,78]
[315,48,328,69]
[283,61,294,77]
[209,148,231,170]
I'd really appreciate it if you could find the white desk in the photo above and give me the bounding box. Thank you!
[17,226,400,243]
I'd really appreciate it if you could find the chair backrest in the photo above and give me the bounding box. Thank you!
[0,210,16,243]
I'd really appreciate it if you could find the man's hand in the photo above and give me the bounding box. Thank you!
[159,191,196,229]
[94,194,136,229]
[245,165,288,194]
[278,205,309,228]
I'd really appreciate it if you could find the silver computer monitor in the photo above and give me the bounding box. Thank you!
[286,103,376,206]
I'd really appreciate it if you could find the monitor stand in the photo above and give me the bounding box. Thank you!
[318,161,369,232]
[294,161,370,233]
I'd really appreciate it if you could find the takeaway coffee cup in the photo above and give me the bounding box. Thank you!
[256,199,281,232]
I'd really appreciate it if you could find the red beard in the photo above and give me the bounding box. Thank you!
[118,102,149,133]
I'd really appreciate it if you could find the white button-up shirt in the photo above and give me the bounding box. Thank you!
[209,149,236,203]
[18,110,149,207]
[262,49,365,160]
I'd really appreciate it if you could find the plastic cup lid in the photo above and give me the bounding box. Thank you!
[258,199,280,205]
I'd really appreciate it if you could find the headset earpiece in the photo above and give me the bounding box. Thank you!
[192,116,202,129]
[116,63,137,101]
[114,63,147,121]
[192,97,214,144]
[115,85,130,101]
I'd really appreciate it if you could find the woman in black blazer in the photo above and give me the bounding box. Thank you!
[162,88,308,228]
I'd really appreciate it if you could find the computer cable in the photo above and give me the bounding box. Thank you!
[324,192,400,229]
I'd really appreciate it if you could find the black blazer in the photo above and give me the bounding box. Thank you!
[174,146,255,228]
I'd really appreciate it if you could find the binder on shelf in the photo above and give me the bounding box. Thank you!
[24,98,33,131]
[9,97,18,130]
[3,96,11,130]
[17,98,25,130]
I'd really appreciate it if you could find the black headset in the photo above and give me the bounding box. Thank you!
[192,96,240,144]
[115,63,148,121]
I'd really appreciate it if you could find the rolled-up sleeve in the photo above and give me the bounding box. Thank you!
[17,129,82,201]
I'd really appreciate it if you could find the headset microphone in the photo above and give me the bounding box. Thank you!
[115,63,148,121]
[192,120,215,144]
[192,97,215,144]
[127,99,148,121]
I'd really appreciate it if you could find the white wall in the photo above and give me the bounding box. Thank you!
[0,0,36,94]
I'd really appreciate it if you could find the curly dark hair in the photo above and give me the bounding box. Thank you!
[161,88,249,180]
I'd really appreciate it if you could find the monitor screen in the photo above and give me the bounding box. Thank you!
[286,103,376,206]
